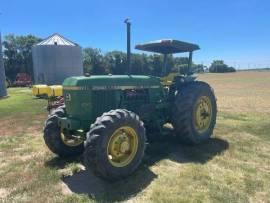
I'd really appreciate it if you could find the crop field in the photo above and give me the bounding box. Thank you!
[0,71,270,203]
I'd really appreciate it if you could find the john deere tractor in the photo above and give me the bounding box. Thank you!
[44,20,217,181]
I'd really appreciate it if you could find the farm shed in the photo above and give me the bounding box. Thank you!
[0,33,7,97]
[32,33,83,85]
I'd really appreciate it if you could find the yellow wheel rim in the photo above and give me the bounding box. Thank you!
[60,133,84,147]
[107,126,138,167]
[194,96,213,133]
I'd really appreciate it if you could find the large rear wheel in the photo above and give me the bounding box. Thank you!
[171,81,217,144]
[84,109,146,181]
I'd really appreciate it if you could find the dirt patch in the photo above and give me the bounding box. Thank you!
[0,188,10,199]
[18,154,35,162]
[14,151,46,162]
[0,118,24,136]
[26,114,47,134]
[0,114,47,136]
[26,126,43,134]
[59,182,73,195]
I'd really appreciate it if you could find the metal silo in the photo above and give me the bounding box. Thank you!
[0,32,7,98]
[32,33,83,85]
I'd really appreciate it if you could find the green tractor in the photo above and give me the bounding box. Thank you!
[44,20,217,181]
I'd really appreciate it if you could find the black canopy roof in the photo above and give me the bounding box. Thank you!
[135,39,200,54]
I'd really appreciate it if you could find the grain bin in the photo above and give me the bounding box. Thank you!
[0,32,7,98]
[32,33,83,85]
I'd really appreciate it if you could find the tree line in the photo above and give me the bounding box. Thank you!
[2,34,236,80]
[208,60,236,73]
[82,48,207,76]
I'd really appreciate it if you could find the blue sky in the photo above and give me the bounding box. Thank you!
[1,0,270,68]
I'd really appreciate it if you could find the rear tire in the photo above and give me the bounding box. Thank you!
[43,107,84,157]
[171,81,217,144]
[84,109,146,181]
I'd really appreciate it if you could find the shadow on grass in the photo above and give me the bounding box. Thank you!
[146,137,229,165]
[45,135,229,202]
[63,165,157,201]
[45,156,82,169]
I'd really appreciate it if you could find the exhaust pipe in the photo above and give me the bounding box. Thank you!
[124,18,131,74]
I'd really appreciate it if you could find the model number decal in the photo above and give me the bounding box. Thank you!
[65,93,71,101]
[64,85,160,91]
[91,85,160,90]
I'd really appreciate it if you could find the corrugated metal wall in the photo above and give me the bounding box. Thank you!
[0,33,7,98]
[32,43,83,85]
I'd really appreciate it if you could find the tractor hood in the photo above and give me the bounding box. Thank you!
[63,75,161,90]
[61,75,162,130]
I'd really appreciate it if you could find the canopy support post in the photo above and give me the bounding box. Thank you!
[162,54,168,76]
[187,51,193,75]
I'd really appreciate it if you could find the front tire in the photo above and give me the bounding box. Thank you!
[171,81,217,144]
[43,107,84,157]
[84,109,146,181]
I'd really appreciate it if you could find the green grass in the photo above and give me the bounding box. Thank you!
[0,74,270,202]
[0,88,46,118]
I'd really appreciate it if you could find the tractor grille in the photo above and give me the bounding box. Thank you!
[91,90,118,119]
